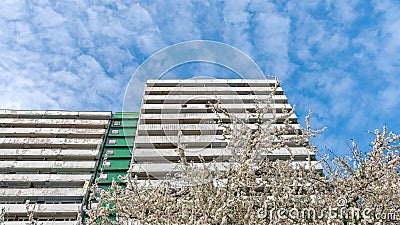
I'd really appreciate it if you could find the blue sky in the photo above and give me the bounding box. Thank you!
[0,0,399,156]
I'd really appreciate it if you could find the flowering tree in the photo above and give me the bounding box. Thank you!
[84,85,399,225]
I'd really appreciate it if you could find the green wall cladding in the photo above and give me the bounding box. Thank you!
[112,120,137,127]
[112,112,139,119]
[100,159,130,171]
[86,112,140,223]
[104,148,131,158]
[97,171,127,183]
[106,137,135,147]
[96,112,139,187]
[107,127,136,137]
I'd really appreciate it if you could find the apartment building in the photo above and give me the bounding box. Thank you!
[132,79,321,182]
[0,110,111,224]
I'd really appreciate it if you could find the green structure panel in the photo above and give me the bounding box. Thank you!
[104,148,132,158]
[111,120,137,127]
[107,127,136,137]
[98,183,127,191]
[105,137,135,147]
[97,171,127,183]
[112,112,140,119]
[100,159,130,171]
[92,112,138,223]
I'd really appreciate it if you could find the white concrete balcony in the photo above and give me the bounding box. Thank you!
[134,134,306,147]
[0,110,111,119]
[131,161,322,177]
[0,127,106,138]
[143,94,287,104]
[0,174,91,183]
[129,177,319,189]
[133,147,227,158]
[137,123,301,133]
[137,123,219,132]
[134,134,227,147]
[3,221,78,225]
[0,203,80,214]
[0,137,103,148]
[145,86,284,95]
[131,162,230,177]
[141,103,292,110]
[0,118,109,128]
[0,161,96,172]
[132,147,315,162]
[141,104,293,114]
[0,188,85,197]
[0,149,98,160]
[139,112,298,121]
[146,79,279,86]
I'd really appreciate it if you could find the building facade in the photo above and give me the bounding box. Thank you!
[132,79,321,182]
[0,110,111,224]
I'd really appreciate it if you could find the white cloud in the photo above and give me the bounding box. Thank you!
[247,0,291,78]
[0,1,169,111]
[354,0,400,74]
[378,84,400,112]
[0,0,26,20]
[33,5,65,28]
[222,0,253,56]
[329,0,360,23]
[141,1,201,44]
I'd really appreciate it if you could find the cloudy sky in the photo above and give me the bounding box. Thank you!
[0,0,399,156]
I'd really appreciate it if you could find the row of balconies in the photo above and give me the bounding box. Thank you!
[143,94,287,104]
[0,127,106,138]
[0,149,98,160]
[0,203,80,217]
[145,86,284,95]
[142,109,292,114]
[146,79,279,87]
[139,112,297,120]
[0,174,91,184]
[132,147,315,162]
[4,221,78,225]
[134,134,307,147]
[136,123,301,133]
[136,129,301,137]
[0,188,85,199]
[0,161,96,173]
[131,161,322,178]
[0,118,109,128]
[0,137,103,148]
[141,102,292,112]
[0,110,111,119]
